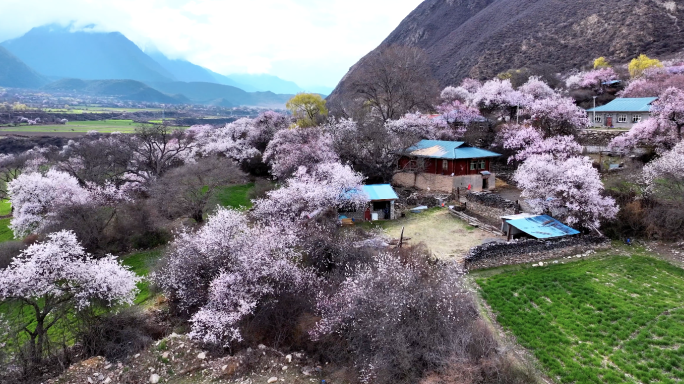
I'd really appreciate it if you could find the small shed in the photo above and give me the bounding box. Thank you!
[363,184,399,220]
[340,184,399,222]
[501,214,580,241]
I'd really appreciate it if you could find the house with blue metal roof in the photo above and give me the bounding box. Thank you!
[393,140,501,193]
[586,97,657,129]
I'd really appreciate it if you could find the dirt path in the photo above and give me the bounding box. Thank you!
[378,208,503,262]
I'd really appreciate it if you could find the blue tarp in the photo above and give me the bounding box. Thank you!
[362,184,398,201]
[586,97,657,113]
[404,140,501,159]
[506,215,580,239]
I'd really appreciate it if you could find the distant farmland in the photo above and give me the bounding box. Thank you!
[0,120,188,134]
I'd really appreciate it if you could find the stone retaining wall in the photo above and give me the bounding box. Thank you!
[464,236,610,270]
[464,192,518,223]
[578,130,623,146]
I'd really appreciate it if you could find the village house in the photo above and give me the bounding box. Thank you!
[586,97,657,129]
[393,140,501,193]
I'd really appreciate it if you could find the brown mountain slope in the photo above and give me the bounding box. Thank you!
[330,0,684,100]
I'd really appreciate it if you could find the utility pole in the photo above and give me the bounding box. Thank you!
[592,96,597,127]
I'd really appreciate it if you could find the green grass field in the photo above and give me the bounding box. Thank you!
[477,252,684,384]
[0,120,189,134]
[121,249,164,305]
[0,200,13,242]
[216,183,255,210]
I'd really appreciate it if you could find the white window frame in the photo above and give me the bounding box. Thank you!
[594,115,602,123]
[617,114,628,123]
[632,114,642,123]
[442,159,449,170]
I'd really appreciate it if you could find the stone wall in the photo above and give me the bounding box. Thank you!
[464,192,518,223]
[393,172,495,193]
[464,236,610,271]
[578,129,623,146]
[416,173,455,193]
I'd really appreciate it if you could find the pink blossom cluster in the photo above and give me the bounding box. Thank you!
[385,113,449,139]
[499,125,582,163]
[155,208,315,345]
[525,95,590,135]
[514,154,618,229]
[8,169,132,238]
[8,170,92,237]
[518,76,557,100]
[642,140,684,195]
[0,230,139,309]
[252,162,368,225]
[579,68,618,90]
[263,127,339,180]
[311,253,470,382]
[471,78,532,111]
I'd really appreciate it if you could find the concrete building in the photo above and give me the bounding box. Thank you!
[393,140,501,193]
[586,97,657,129]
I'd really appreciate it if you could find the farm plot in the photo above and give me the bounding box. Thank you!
[476,254,684,384]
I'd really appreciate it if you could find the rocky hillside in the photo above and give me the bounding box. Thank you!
[331,0,684,94]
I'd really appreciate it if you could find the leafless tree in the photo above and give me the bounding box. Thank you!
[57,133,135,187]
[149,157,245,223]
[126,124,195,181]
[346,45,439,122]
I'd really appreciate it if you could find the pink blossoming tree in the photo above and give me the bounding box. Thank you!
[498,125,582,163]
[8,170,91,237]
[155,208,315,346]
[252,162,368,225]
[514,154,618,229]
[0,231,139,363]
[642,141,684,203]
[312,252,475,384]
[263,127,339,180]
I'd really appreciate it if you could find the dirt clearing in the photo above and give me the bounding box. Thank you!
[370,208,501,262]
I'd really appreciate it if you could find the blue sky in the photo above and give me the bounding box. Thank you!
[0,0,424,88]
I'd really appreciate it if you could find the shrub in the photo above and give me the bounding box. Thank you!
[76,308,163,361]
[312,248,483,384]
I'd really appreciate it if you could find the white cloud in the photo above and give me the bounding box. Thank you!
[0,0,424,87]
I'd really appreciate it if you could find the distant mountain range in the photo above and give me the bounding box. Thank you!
[0,46,47,88]
[0,25,332,106]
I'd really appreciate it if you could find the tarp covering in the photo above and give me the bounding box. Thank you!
[505,215,580,239]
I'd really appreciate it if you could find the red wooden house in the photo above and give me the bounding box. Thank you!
[394,140,501,193]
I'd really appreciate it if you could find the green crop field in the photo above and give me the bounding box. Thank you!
[0,120,189,134]
[476,252,684,384]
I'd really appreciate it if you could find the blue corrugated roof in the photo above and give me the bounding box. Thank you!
[362,184,398,201]
[404,140,501,159]
[506,215,580,239]
[586,97,657,113]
